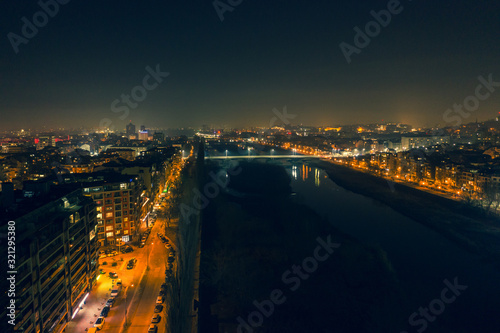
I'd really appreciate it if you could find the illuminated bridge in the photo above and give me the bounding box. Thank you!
[205,154,330,159]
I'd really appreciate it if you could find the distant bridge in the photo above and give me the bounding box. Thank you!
[205,155,326,159]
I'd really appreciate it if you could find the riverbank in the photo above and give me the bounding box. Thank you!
[314,160,500,261]
[199,162,408,333]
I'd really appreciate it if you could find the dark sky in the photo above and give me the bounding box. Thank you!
[1,0,499,131]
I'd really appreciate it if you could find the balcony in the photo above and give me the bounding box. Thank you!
[70,265,87,286]
[41,265,64,290]
[16,308,33,332]
[39,253,63,277]
[41,280,64,305]
[70,255,86,275]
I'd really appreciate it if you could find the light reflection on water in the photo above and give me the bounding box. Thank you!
[211,156,500,331]
[286,162,500,332]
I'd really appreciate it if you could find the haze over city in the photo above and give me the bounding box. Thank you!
[1,1,499,130]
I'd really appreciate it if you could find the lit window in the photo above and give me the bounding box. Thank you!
[106,232,114,238]
[106,226,113,231]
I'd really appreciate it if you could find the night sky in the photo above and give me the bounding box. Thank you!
[1,0,499,131]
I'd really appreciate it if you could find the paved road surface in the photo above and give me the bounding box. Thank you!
[66,219,174,333]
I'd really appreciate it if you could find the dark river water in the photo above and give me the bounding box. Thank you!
[210,152,500,332]
[286,162,500,333]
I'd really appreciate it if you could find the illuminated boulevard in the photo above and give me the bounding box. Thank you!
[64,154,187,333]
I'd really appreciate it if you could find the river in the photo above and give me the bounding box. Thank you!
[209,151,500,332]
[287,161,500,332]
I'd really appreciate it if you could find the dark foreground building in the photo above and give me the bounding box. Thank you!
[1,186,98,333]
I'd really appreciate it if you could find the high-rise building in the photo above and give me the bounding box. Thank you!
[126,121,136,137]
[140,125,146,132]
[153,131,164,143]
[0,188,98,333]
[138,130,148,141]
[81,175,139,246]
[36,134,55,150]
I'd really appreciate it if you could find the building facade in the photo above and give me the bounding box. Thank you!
[82,176,140,246]
[0,189,98,333]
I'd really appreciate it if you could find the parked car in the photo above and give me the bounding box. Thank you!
[159,289,167,296]
[139,242,145,248]
[126,262,135,270]
[167,257,175,263]
[107,251,118,257]
[156,296,164,304]
[116,279,122,286]
[151,314,161,323]
[110,285,122,297]
[148,324,158,333]
[154,305,163,313]
[100,306,110,318]
[99,269,106,274]
[105,298,115,308]
[121,246,133,253]
[109,272,118,279]
[94,317,105,329]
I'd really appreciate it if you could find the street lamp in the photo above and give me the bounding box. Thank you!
[271,149,274,157]
[225,150,228,158]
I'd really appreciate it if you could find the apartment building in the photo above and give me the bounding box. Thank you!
[81,174,141,246]
[401,135,451,150]
[0,188,98,333]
